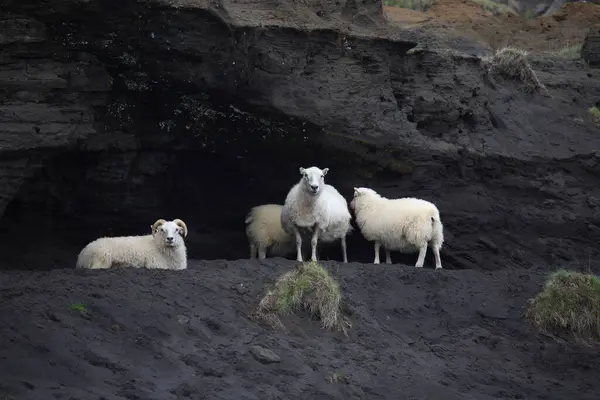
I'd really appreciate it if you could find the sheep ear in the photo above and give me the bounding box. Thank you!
[322,168,329,176]
[353,187,360,196]
[299,167,305,175]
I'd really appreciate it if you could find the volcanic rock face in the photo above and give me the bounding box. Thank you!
[0,0,599,270]
[582,24,600,67]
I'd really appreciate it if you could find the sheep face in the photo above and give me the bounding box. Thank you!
[299,166,329,195]
[151,219,187,248]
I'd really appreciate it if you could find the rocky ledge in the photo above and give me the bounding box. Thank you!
[0,0,599,271]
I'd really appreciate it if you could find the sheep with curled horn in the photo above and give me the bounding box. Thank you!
[76,218,188,270]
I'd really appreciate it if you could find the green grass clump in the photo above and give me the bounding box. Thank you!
[526,270,600,341]
[255,261,350,334]
[70,302,90,317]
[481,46,545,93]
[588,106,600,121]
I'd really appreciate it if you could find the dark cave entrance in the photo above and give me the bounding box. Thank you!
[0,93,447,271]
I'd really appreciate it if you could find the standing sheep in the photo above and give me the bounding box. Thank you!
[76,218,188,270]
[280,166,352,263]
[350,187,444,269]
[245,204,295,260]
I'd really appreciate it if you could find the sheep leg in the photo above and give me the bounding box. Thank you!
[433,246,443,270]
[294,227,303,262]
[415,244,428,268]
[258,246,267,260]
[310,227,320,262]
[374,241,381,264]
[249,244,257,259]
[385,248,392,264]
[341,236,348,263]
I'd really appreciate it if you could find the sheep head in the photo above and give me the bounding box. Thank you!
[299,166,329,195]
[352,187,377,198]
[152,218,187,248]
[351,187,378,211]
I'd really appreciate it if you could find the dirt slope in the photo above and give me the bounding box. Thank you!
[385,0,600,51]
[1,260,599,399]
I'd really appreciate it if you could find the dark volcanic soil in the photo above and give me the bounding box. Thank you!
[1,260,599,400]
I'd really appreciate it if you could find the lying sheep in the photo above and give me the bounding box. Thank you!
[245,204,295,260]
[281,166,352,263]
[350,187,444,269]
[76,218,189,270]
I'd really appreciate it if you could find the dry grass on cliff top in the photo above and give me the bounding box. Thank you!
[481,46,545,92]
[254,261,351,335]
[526,270,600,342]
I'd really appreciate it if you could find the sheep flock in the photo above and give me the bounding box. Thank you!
[75,165,444,270]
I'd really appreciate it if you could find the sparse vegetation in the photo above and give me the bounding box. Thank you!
[588,106,600,121]
[70,302,90,317]
[470,0,515,16]
[383,0,515,15]
[481,46,545,93]
[254,261,351,334]
[326,372,348,384]
[526,270,600,342]
[383,0,434,12]
[547,43,583,60]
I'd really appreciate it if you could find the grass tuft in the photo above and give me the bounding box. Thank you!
[481,46,545,93]
[70,302,90,317]
[254,261,351,335]
[588,106,600,121]
[526,270,600,342]
[547,43,583,60]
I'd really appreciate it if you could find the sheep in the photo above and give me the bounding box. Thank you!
[76,218,188,270]
[280,166,352,263]
[244,204,295,260]
[350,187,444,269]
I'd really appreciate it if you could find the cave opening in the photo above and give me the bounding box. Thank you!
[0,90,446,271]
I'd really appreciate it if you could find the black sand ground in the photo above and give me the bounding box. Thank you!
[1,259,599,400]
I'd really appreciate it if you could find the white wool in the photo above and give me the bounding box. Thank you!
[245,204,295,259]
[76,219,188,270]
[316,185,353,243]
[350,187,444,268]
[281,166,352,262]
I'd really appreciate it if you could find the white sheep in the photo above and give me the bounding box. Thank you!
[350,187,444,269]
[280,166,352,263]
[76,218,188,270]
[244,203,295,259]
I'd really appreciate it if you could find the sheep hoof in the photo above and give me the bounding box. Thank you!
[415,264,423,268]
[435,266,443,270]
[374,260,380,265]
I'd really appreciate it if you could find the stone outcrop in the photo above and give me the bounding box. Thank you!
[0,0,599,271]
[582,24,600,67]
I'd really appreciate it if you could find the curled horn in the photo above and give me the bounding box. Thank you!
[173,219,188,238]
[151,219,167,234]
